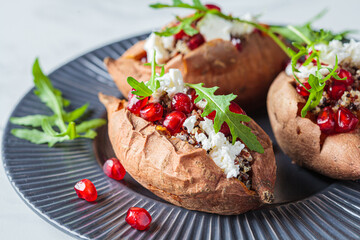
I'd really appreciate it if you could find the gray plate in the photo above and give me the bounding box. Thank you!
[3,33,360,239]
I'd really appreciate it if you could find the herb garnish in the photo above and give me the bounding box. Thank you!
[188,83,264,153]
[10,59,106,147]
[127,51,165,98]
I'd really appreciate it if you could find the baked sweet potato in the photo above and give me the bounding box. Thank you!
[267,72,360,180]
[105,31,288,111]
[99,93,276,215]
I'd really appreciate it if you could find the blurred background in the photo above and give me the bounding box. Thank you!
[1,0,359,239]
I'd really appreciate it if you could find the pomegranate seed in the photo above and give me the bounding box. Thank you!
[205,4,221,11]
[317,107,335,134]
[187,88,198,104]
[127,89,148,115]
[335,69,353,86]
[103,158,126,180]
[174,29,188,40]
[296,82,311,97]
[125,207,152,231]
[231,37,242,51]
[206,102,246,136]
[335,107,359,133]
[172,93,194,114]
[74,179,97,202]
[187,33,205,50]
[163,111,187,135]
[140,103,164,122]
[328,82,346,100]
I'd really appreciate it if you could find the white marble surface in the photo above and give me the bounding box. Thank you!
[1,0,359,239]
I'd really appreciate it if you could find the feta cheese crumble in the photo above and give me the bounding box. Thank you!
[183,116,246,179]
[152,69,188,101]
[144,33,170,64]
[197,13,233,41]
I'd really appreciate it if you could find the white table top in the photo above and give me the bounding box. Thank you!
[1,0,359,239]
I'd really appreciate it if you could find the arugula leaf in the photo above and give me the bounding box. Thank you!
[10,58,106,146]
[127,50,164,98]
[187,83,264,153]
[11,128,69,147]
[10,114,57,127]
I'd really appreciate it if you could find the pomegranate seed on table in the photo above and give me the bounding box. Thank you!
[171,93,194,114]
[328,82,346,100]
[103,158,126,180]
[74,179,97,202]
[140,103,164,122]
[231,37,242,51]
[335,69,353,86]
[187,33,205,50]
[163,111,187,135]
[335,107,359,133]
[296,82,311,97]
[317,107,335,134]
[125,207,152,231]
[204,4,221,11]
[127,89,149,115]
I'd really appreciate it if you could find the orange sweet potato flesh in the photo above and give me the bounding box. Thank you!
[104,31,288,111]
[99,93,276,215]
[267,72,360,180]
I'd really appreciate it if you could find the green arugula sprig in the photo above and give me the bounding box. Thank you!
[127,50,165,98]
[10,58,106,147]
[150,0,293,57]
[188,83,264,153]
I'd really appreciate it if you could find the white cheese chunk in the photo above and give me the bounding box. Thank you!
[183,115,197,134]
[197,13,232,41]
[152,69,187,101]
[144,32,170,63]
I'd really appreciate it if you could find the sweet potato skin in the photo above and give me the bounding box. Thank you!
[99,93,276,215]
[267,72,360,180]
[105,32,288,111]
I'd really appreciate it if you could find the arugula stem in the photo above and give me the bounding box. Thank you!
[287,25,312,45]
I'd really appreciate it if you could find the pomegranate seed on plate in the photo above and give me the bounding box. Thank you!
[103,158,126,180]
[74,179,97,202]
[125,207,152,231]
[335,69,353,86]
[328,82,346,100]
[296,82,311,97]
[335,107,359,133]
[204,4,221,11]
[171,93,194,113]
[317,107,335,134]
[127,89,148,115]
[187,33,205,50]
[140,103,164,122]
[163,111,187,135]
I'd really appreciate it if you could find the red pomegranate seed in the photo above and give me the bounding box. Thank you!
[140,103,164,122]
[296,82,311,97]
[74,179,97,202]
[171,93,194,114]
[335,107,359,133]
[328,82,346,100]
[125,207,152,231]
[335,69,353,86]
[174,29,188,40]
[187,88,198,104]
[205,4,221,11]
[231,38,243,51]
[103,158,126,180]
[187,34,205,50]
[317,107,335,134]
[163,111,187,135]
[206,102,246,136]
[127,89,148,115]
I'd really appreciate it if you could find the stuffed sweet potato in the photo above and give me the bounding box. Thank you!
[100,62,276,214]
[105,5,288,111]
[267,39,360,180]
